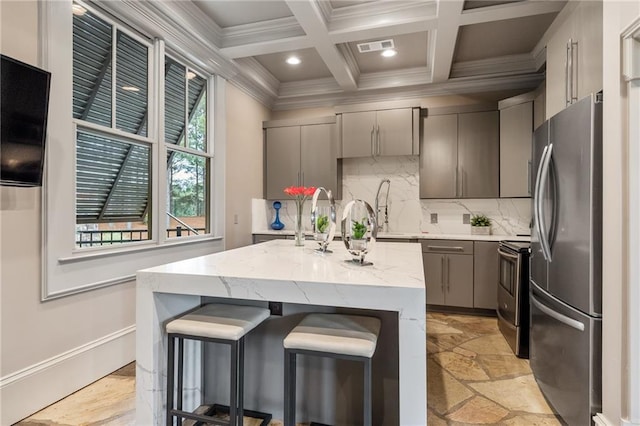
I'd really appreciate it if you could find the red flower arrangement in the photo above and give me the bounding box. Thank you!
[284,186,316,198]
[284,186,316,246]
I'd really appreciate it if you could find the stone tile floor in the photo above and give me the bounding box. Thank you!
[16,313,563,425]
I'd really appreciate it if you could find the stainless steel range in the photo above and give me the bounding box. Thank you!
[497,240,530,358]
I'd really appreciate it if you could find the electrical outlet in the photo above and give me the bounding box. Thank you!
[430,213,438,224]
[463,213,470,224]
[268,301,282,316]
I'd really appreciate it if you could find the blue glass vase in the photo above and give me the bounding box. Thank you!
[271,201,284,230]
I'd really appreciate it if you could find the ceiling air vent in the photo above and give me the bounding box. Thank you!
[357,39,394,53]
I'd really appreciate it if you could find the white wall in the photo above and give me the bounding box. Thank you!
[601,2,640,425]
[0,2,135,424]
[225,83,271,249]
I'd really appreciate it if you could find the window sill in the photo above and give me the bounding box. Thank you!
[58,235,223,264]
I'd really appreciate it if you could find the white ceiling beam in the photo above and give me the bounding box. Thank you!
[285,0,358,91]
[460,0,567,26]
[329,20,437,45]
[219,36,315,59]
[430,0,464,83]
[328,1,438,43]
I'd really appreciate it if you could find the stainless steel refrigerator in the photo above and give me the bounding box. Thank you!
[530,93,602,425]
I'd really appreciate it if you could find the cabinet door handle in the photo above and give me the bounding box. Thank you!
[376,125,381,156]
[428,245,465,252]
[570,39,578,104]
[440,255,445,291]
[297,171,301,186]
[301,171,304,186]
[455,166,459,197]
[527,160,532,195]
[446,256,450,291]
[370,126,375,157]
[565,40,571,106]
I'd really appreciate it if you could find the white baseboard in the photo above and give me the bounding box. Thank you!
[595,412,640,426]
[0,325,135,425]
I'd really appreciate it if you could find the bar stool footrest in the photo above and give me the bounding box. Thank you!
[193,404,272,426]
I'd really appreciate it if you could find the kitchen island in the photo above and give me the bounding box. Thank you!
[136,239,426,425]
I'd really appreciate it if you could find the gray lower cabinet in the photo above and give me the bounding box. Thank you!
[420,111,499,199]
[473,241,500,309]
[422,240,474,308]
[264,120,337,199]
[253,234,289,244]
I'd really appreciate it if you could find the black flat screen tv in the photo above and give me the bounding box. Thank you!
[1,54,51,187]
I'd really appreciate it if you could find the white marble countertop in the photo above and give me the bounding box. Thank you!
[253,229,531,242]
[136,240,426,425]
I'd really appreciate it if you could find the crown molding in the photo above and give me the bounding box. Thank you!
[233,57,280,97]
[222,16,305,48]
[358,67,431,90]
[450,53,536,79]
[316,0,333,24]
[278,77,342,98]
[272,73,543,111]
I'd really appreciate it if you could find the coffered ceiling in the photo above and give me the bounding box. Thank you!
[100,0,567,109]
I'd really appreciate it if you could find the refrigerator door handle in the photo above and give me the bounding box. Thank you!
[538,143,553,261]
[534,144,549,251]
[531,293,585,331]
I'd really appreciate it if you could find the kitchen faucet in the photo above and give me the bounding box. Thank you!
[374,178,391,233]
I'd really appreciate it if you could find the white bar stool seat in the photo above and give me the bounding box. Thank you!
[166,303,271,426]
[283,313,381,426]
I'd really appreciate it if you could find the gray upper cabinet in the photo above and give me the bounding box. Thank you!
[458,111,499,198]
[265,126,300,200]
[545,1,602,118]
[500,101,533,198]
[420,110,499,199]
[264,118,337,200]
[420,114,458,198]
[341,108,417,158]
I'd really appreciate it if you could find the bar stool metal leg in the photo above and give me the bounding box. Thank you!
[284,349,296,426]
[364,357,372,426]
[230,341,238,426]
[238,337,245,423]
[177,338,184,412]
[166,334,175,426]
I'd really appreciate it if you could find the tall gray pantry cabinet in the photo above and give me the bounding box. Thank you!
[263,117,338,199]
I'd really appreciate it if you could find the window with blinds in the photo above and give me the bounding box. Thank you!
[72,2,212,248]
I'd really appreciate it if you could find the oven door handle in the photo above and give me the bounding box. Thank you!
[498,247,519,260]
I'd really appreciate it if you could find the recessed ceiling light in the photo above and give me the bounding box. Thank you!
[286,56,301,65]
[186,71,197,80]
[72,3,87,16]
[122,86,140,92]
[381,49,397,58]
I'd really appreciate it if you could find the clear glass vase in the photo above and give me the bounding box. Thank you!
[294,200,304,246]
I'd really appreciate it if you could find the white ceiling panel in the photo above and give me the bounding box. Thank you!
[254,48,334,82]
[454,12,558,62]
[140,0,568,108]
[347,32,429,73]
[193,0,292,28]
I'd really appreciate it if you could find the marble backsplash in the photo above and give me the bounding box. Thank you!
[253,156,531,236]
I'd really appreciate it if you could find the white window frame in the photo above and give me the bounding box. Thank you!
[40,1,225,300]
[623,16,640,425]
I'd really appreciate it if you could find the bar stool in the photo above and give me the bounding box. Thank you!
[283,313,381,426]
[166,303,272,426]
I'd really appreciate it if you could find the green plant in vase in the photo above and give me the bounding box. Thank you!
[316,214,330,233]
[352,218,368,240]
